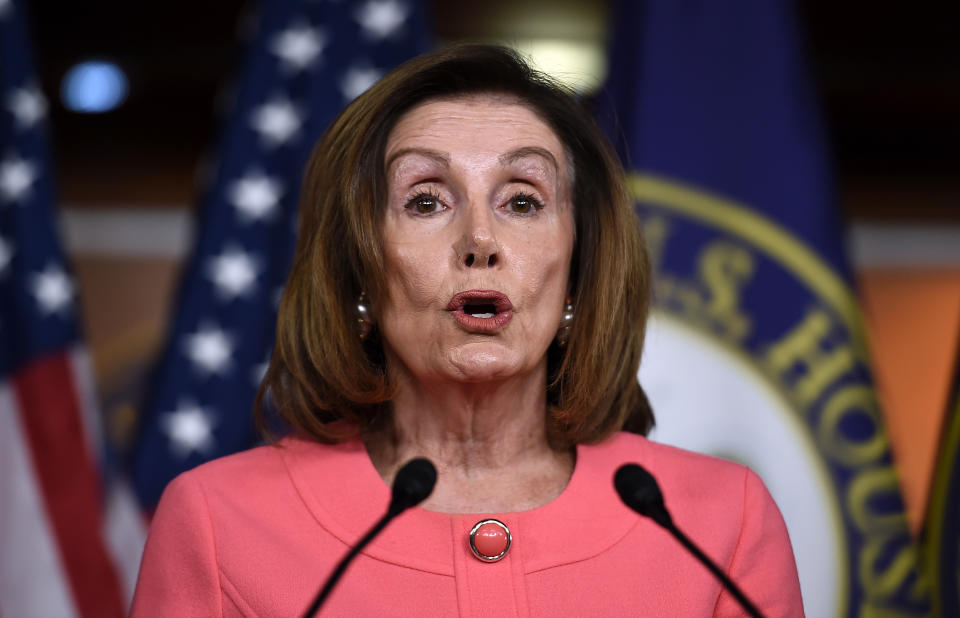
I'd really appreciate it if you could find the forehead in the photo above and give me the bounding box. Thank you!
[385,95,567,165]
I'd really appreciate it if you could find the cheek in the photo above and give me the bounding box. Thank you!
[382,242,445,314]
[517,223,574,290]
[511,245,572,317]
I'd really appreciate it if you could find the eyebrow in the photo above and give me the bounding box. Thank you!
[386,146,561,177]
[385,147,450,172]
[498,146,560,176]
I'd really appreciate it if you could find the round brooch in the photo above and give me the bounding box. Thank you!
[469,518,511,562]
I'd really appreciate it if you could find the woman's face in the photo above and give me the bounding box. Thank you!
[379,95,575,385]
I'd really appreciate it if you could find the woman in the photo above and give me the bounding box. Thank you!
[132,45,803,616]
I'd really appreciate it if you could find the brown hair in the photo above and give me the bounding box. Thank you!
[256,44,653,446]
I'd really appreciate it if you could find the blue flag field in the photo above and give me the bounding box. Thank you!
[598,1,929,615]
[131,0,428,510]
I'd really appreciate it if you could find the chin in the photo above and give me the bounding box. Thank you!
[444,345,529,383]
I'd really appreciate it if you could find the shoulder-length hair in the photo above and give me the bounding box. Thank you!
[257,44,652,447]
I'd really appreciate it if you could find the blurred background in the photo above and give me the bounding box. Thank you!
[35,0,959,531]
[3,0,959,616]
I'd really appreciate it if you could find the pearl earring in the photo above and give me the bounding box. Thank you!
[356,293,373,341]
[556,296,574,347]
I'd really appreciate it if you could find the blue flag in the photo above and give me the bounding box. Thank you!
[598,1,929,615]
[131,0,429,510]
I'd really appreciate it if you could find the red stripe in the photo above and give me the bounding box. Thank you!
[14,351,125,618]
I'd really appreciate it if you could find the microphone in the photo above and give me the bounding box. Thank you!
[303,457,437,617]
[614,463,765,618]
[387,457,437,516]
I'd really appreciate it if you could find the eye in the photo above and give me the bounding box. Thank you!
[405,191,444,215]
[507,192,543,215]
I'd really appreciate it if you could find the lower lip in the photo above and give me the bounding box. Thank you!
[451,309,513,332]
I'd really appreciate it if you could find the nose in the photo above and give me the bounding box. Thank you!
[453,203,499,269]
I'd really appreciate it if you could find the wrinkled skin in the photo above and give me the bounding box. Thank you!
[380,95,575,387]
[366,95,578,514]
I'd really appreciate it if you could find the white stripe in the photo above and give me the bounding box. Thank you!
[0,381,79,618]
[68,346,147,606]
[103,482,147,605]
[69,347,104,466]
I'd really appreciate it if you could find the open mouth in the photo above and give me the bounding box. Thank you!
[462,303,497,319]
[447,290,513,332]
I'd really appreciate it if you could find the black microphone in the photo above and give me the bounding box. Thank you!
[614,463,765,618]
[304,458,437,617]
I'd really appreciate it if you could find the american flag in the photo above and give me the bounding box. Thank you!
[0,0,144,615]
[131,0,428,510]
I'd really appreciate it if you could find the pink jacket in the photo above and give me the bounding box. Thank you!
[131,432,803,616]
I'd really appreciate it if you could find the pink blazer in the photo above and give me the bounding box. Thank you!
[131,432,803,616]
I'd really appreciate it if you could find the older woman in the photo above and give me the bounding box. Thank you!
[132,45,802,616]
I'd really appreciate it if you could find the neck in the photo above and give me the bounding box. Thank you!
[364,361,574,513]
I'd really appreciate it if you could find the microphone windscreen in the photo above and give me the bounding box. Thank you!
[614,463,671,527]
[391,458,437,513]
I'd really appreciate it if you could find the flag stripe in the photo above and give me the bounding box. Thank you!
[0,382,77,618]
[102,481,148,604]
[69,348,106,466]
[13,352,125,618]
[69,347,148,603]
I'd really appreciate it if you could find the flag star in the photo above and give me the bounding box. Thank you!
[227,171,283,222]
[161,401,217,458]
[355,0,408,39]
[7,86,47,129]
[0,236,13,277]
[0,156,39,204]
[250,98,302,147]
[30,264,73,315]
[206,246,258,299]
[270,23,327,72]
[183,325,234,375]
[340,66,383,101]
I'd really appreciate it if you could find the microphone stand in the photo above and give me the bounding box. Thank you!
[303,457,436,617]
[302,507,397,617]
[615,463,765,618]
[656,517,763,618]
